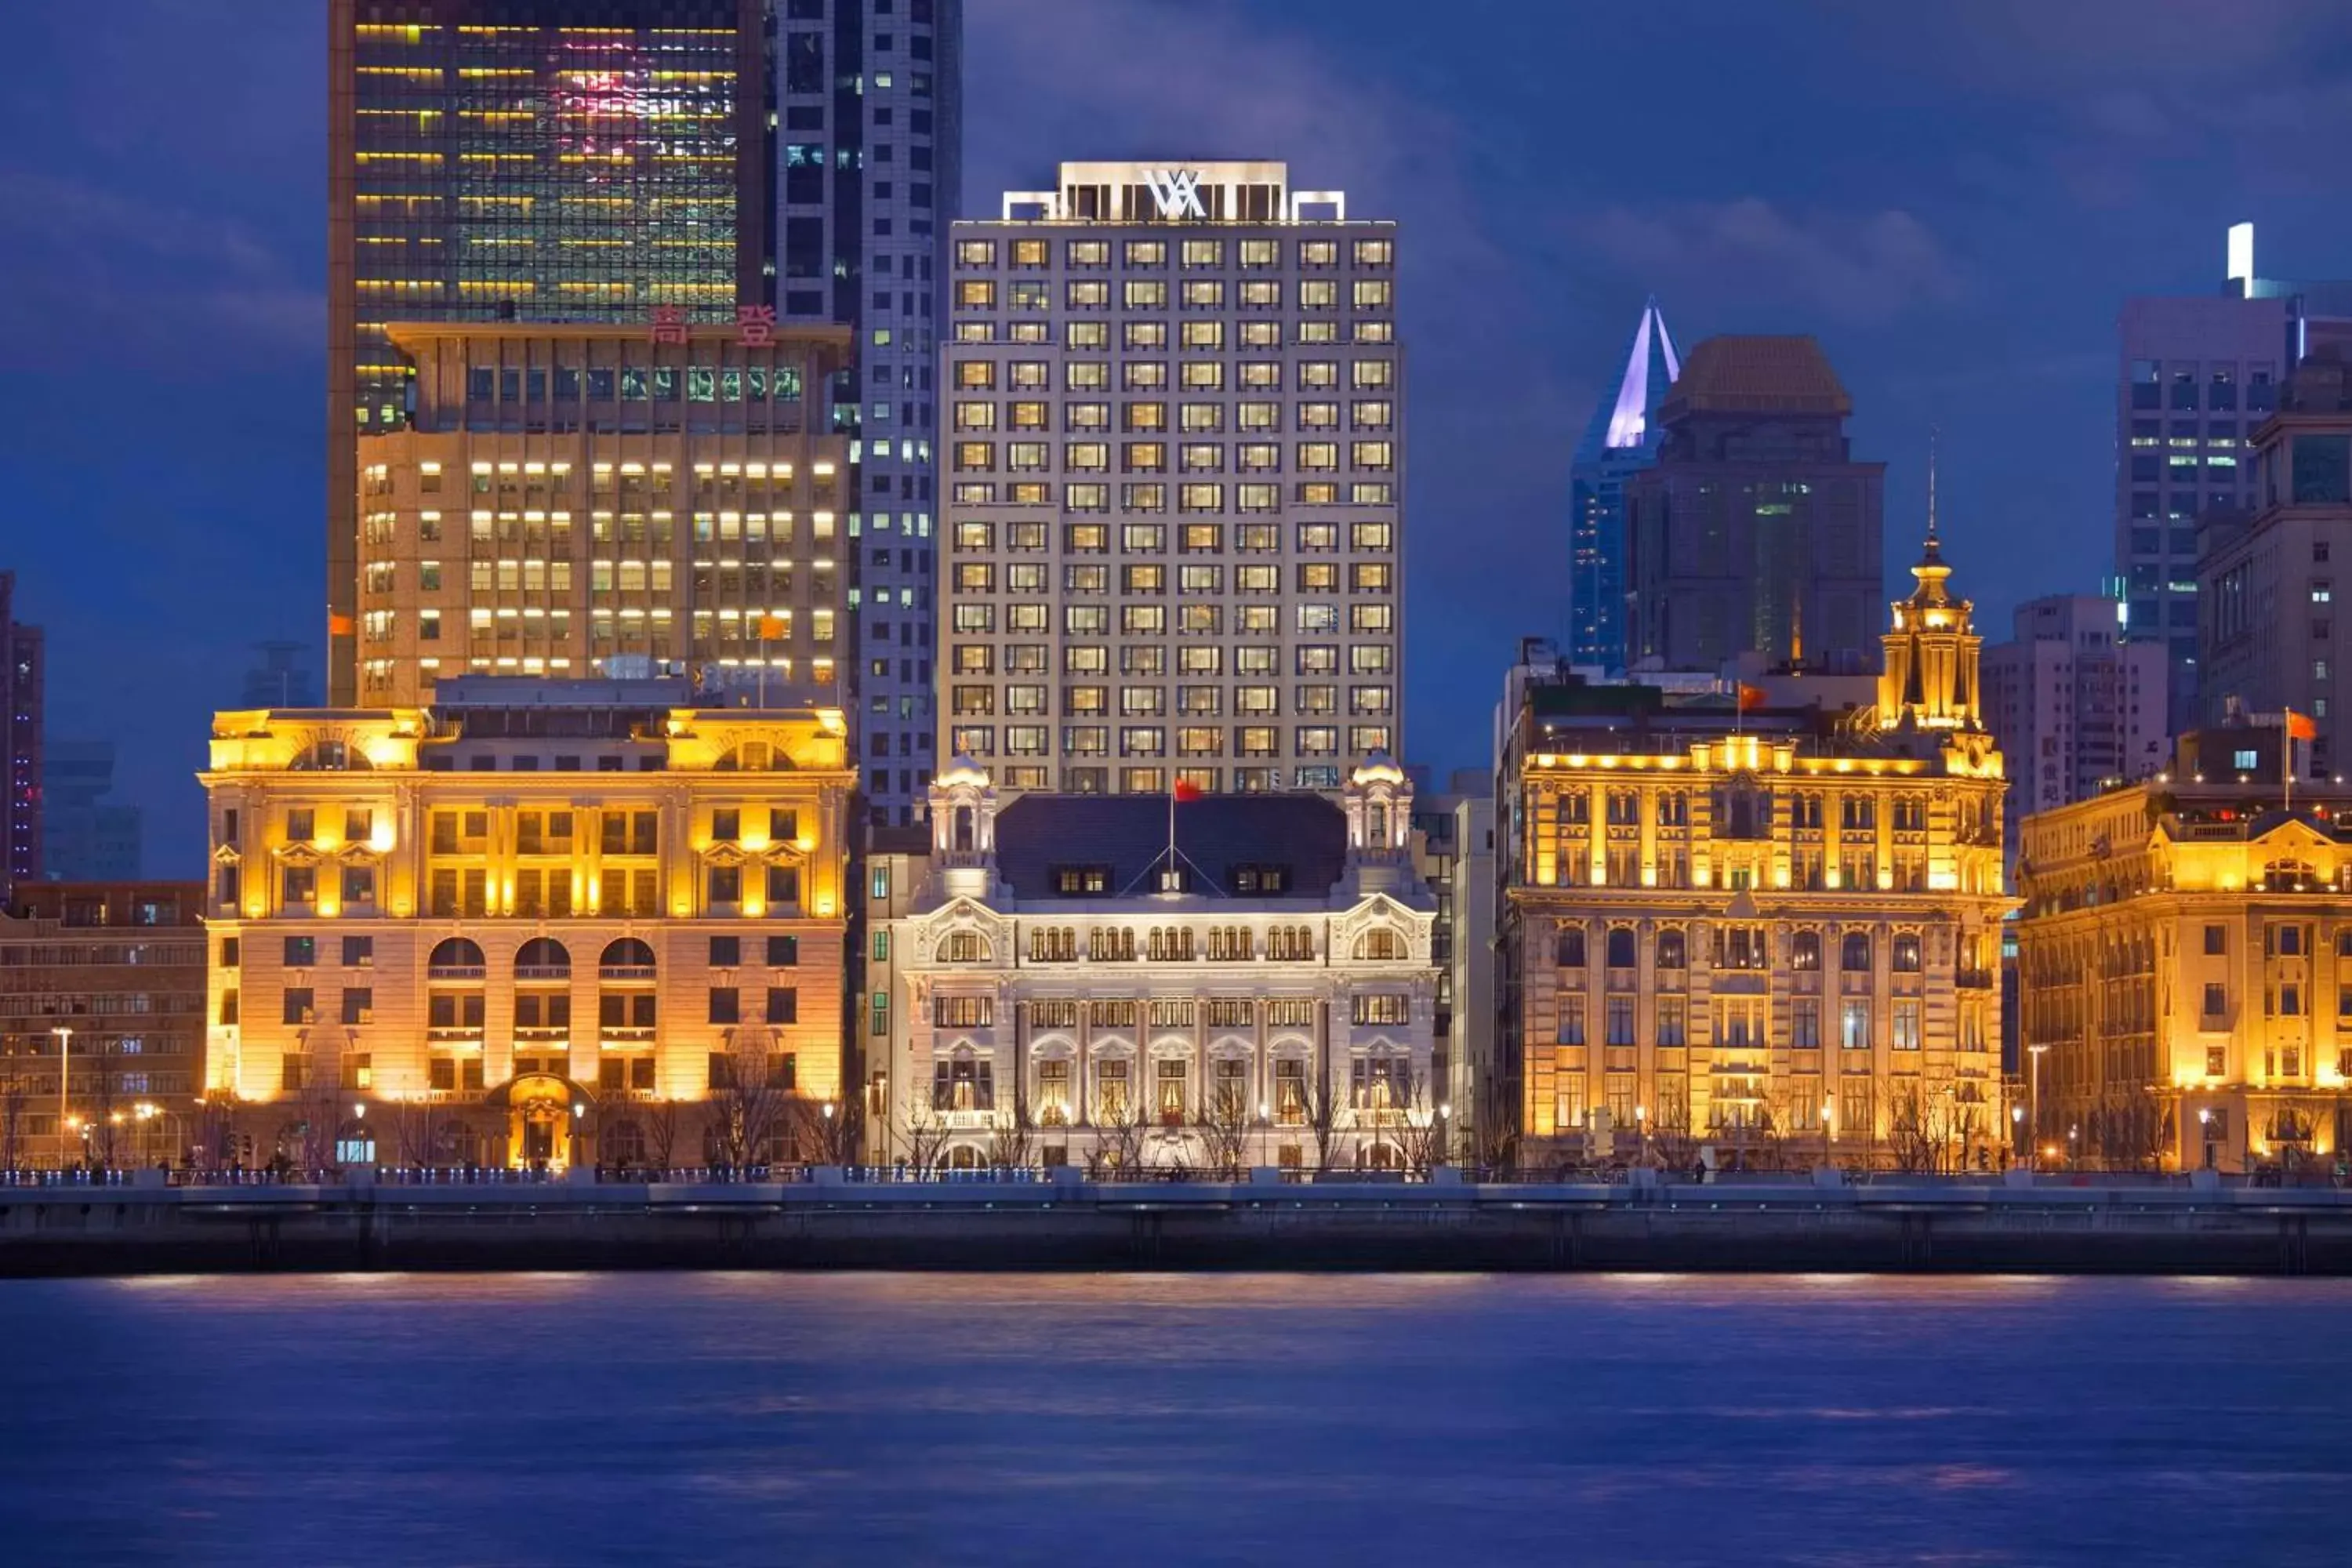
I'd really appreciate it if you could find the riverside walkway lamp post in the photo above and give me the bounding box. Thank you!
[51,1026,72,1172]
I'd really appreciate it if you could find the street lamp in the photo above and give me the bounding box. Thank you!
[2198,1105,2215,1170]
[1823,1098,1835,1168]
[51,1025,71,1171]
[2067,1123,2080,1172]
[2027,1043,2049,1156]
[2012,1104,2026,1168]
[1635,1104,1648,1167]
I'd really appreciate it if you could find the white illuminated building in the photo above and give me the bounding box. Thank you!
[874,759,1439,1173]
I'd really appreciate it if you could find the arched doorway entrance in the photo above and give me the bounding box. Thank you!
[485,1073,597,1171]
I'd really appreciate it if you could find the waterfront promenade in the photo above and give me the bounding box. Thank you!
[3,1167,2349,1276]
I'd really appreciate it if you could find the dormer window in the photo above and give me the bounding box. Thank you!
[1231,863,1290,894]
[1053,865,1110,895]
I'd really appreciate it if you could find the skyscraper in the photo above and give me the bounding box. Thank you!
[41,742,143,884]
[938,160,1403,797]
[2115,222,2352,732]
[353,319,855,706]
[0,572,40,902]
[1624,336,1884,674]
[773,1,964,826]
[1979,594,2168,863]
[1568,298,1677,673]
[328,2,964,829]
[329,0,773,706]
[2200,344,2352,773]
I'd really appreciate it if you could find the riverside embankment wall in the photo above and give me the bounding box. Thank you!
[4,1174,2350,1276]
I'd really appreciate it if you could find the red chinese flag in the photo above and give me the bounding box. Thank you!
[2288,709,2318,742]
[757,614,786,641]
[1737,683,1769,713]
[1172,779,1204,803]
[327,612,355,638]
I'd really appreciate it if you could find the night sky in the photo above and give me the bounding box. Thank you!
[8,0,2352,874]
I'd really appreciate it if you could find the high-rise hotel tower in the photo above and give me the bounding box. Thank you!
[937,162,1402,797]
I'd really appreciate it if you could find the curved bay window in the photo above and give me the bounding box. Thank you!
[1354,926,1407,961]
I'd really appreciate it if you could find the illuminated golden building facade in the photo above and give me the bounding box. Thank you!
[356,321,852,709]
[2016,726,2352,1173]
[1497,532,2011,1170]
[198,679,852,1171]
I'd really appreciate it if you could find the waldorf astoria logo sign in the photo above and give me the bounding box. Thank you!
[1142,168,1207,220]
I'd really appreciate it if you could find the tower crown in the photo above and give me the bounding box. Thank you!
[1877,437,1982,731]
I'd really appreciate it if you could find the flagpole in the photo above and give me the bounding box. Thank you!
[2286,710,2296,815]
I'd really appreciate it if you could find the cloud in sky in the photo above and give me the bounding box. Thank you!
[1575,201,1969,327]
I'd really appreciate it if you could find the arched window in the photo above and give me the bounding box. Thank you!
[1355,927,1406,961]
[715,742,793,771]
[515,937,571,980]
[1791,931,1822,971]
[954,806,976,853]
[601,937,657,978]
[428,937,485,978]
[1891,933,1922,973]
[946,930,990,963]
[1367,802,1389,846]
[1656,928,1686,969]
[1606,927,1637,969]
[290,739,370,771]
[1842,932,1872,971]
[1555,926,1586,968]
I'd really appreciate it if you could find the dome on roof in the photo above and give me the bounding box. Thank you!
[936,755,991,789]
[1352,752,1407,787]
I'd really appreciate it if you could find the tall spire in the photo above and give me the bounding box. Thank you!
[1601,296,1682,452]
[1925,425,1940,552]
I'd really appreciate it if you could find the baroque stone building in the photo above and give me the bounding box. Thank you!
[873,760,1439,1173]
[1498,530,2011,1171]
[2016,725,2352,1174]
[198,678,852,1172]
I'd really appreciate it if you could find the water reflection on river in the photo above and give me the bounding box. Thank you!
[2,1272,2347,1566]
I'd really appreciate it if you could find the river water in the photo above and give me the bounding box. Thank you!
[0,1272,2345,1566]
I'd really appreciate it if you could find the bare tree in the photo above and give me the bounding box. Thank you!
[900,1090,952,1178]
[1387,1062,1443,1178]
[0,1047,27,1171]
[1195,1079,1253,1178]
[1887,1085,1936,1174]
[84,1040,120,1169]
[1301,1047,1346,1174]
[1087,1081,1149,1178]
[986,1065,1037,1173]
[191,1097,241,1172]
[784,1093,855,1167]
[1646,1092,1699,1173]
[642,1097,684,1174]
[391,1098,447,1169]
[707,1030,794,1174]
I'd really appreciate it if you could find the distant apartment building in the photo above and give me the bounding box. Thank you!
[2016,726,2352,1173]
[0,881,203,1171]
[198,679,853,1172]
[41,742,141,883]
[938,160,1403,797]
[1980,594,2167,860]
[0,572,38,902]
[2117,222,2352,730]
[1568,298,1679,673]
[1498,531,2009,1171]
[2201,347,2352,776]
[354,321,855,708]
[1626,336,1884,674]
